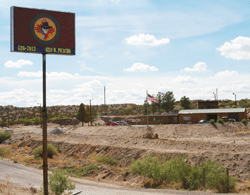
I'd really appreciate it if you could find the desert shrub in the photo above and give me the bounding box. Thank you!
[84,163,100,174]
[242,119,248,125]
[49,169,75,195]
[0,148,10,156]
[97,155,119,166]
[217,118,224,124]
[209,119,215,124]
[218,103,225,107]
[61,163,99,178]
[232,105,237,108]
[129,155,237,192]
[19,118,33,126]
[240,103,250,108]
[0,131,12,143]
[33,117,42,125]
[33,144,58,158]
[200,160,236,193]
[130,155,164,182]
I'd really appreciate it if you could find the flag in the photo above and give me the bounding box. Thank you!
[147,94,158,103]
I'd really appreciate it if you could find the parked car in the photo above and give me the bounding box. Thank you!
[106,122,118,126]
[115,121,127,125]
[228,118,236,122]
[198,120,209,124]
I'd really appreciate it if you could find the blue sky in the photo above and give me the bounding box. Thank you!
[1,0,250,107]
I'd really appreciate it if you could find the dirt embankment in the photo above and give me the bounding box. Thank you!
[2,122,250,186]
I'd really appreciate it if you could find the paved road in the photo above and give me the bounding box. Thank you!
[0,159,236,195]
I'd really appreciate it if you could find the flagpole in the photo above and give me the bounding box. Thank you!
[146,90,148,126]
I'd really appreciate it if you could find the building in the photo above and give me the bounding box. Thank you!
[178,108,246,124]
[197,100,219,109]
[133,113,179,125]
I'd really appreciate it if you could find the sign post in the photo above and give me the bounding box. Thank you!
[42,53,48,194]
[11,6,75,195]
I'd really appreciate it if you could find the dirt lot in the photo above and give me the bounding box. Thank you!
[1,121,250,193]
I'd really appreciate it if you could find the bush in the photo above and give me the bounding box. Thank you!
[129,155,237,192]
[0,131,12,143]
[199,160,237,193]
[242,119,248,125]
[61,163,99,178]
[49,169,75,195]
[33,117,42,125]
[209,119,215,124]
[19,118,34,126]
[33,144,58,158]
[217,118,224,124]
[84,163,100,174]
[97,155,119,166]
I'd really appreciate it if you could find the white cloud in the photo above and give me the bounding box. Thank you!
[215,70,239,77]
[18,71,42,77]
[4,59,33,68]
[17,71,79,78]
[125,34,170,46]
[124,52,130,55]
[216,36,250,60]
[123,63,158,72]
[183,62,207,72]
[76,80,102,88]
[174,75,197,84]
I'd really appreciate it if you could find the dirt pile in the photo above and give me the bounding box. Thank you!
[2,122,250,186]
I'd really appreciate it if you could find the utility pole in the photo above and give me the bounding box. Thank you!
[104,86,106,105]
[90,98,93,126]
[213,92,216,100]
[233,93,237,105]
[7,106,9,128]
[216,88,219,100]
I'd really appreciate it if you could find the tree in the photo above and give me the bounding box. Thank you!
[162,91,175,113]
[156,92,163,113]
[180,96,191,109]
[85,105,98,124]
[143,100,148,115]
[151,102,157,114]
[76,103,87,126]
[49,169,75,195]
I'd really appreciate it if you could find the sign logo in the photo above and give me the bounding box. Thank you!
[30,13,61,45]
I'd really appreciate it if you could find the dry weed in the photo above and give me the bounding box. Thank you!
[238,180,250,194]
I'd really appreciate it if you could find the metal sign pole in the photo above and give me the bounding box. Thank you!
[42,53,48,195]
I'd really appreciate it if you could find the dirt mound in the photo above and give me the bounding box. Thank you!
[48,129,64,134]
[3,122,250,187]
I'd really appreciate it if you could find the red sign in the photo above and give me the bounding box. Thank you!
[11,6,75,55]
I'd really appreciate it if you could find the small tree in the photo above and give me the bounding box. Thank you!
[76,103,87,126]
[162,91,175,113]
[143,100,148,115]
[151,102,157,115]
[242,118,248,125]
[180,96,191,109]
[49,169,75,195]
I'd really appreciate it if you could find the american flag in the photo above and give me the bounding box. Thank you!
[147,94,158,103]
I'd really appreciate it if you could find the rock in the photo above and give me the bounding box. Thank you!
[96,170,111,180]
